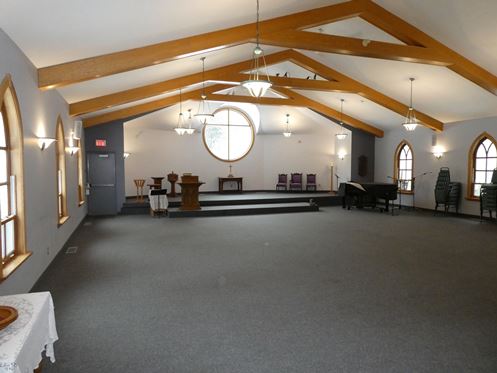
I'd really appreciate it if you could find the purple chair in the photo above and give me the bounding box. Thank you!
[289,173,303,192]
[276,174,288,191]
[306,174,317,191]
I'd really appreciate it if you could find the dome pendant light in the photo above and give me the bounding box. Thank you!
[194,57,214,124]
[241,0,272,98]
[174,89,187,136]
[335,99,348,140]
[402,77,418,131]
[283,113,292,137]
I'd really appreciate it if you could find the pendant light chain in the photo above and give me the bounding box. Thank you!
[201,57,207,99]
[256,0,260,47]
[410,77,413,109]
[336,98,348,140]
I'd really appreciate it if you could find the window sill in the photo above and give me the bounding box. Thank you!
[78,200,85,207]
[1,252,32,282]
[399,191,414,195]
[465,196,480,202]
[58,215,70,227]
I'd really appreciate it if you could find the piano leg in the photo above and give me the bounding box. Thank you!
[385,199,389,212]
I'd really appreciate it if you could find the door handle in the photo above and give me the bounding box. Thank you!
[91,184,115,187]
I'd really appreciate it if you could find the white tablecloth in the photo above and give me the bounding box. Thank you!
[148,190,168,211]
[0,292,58,373]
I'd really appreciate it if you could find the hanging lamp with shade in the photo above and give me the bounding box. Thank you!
[402,77,418,131]
[335,99,348,140]
[194,57,214,124]
[174,89,187,136]
[241,0,272,98]
[283,113,292,138]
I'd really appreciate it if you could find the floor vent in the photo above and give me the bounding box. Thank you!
[66,246,78,254]
[83,221,93,226]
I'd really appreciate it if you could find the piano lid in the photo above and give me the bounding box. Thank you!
[346,182,367,192]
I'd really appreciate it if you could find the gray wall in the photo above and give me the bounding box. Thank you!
[350,127,375,183]
[84,120,126,212]
[0,29,87,295]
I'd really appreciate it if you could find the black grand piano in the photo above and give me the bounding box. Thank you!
[338,182,398,212]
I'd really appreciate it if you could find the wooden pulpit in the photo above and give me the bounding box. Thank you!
[178,174,204,211]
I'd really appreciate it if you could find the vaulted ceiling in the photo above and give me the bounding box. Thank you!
[2,0,497,137]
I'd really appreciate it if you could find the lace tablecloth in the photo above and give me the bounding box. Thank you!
[148,190,168,211]
[0,292,58,373]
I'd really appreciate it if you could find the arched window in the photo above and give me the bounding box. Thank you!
[56,116,68,224]
[0,74,29,279]
[202,107,255,162]
[394,141,413,192]
[468,133,497,198]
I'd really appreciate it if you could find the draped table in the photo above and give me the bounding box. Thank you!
[0,292,58,373]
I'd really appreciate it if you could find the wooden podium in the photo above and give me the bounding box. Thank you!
[178,174,204,211]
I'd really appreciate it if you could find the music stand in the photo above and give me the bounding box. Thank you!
[150,188,168,217]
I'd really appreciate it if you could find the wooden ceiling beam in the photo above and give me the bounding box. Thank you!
[205,93,296,107]
[70,50,294,116]
[286,50,443,132]
[38,1,363,89]
[261,31,452,66]
[82,84,231,128]
[274,87,384,137]
[359,0,497,95]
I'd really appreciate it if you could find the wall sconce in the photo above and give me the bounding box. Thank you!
[38,137,56,150]
[123,152,130,159]
[338,151,346,160]
[67,146,79,156]
[432,145,444,159]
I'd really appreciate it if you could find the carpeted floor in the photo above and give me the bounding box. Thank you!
[34,208,497,373]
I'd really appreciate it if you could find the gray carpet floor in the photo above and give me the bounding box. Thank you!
[34,208,497,373]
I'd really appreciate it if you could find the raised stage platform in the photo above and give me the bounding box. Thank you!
[122,192,341,218]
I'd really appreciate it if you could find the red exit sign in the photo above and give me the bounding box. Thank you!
[95,139,107,147]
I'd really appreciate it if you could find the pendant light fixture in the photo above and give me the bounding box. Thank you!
[185,109,195,135]
[194,57,214,124]
[174,89,187,135]
[402,77,418,131]
[241,0,272,98]
[335,99,348,140]
[283,113,292,138]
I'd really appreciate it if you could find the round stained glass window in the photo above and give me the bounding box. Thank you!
[202,107,255,162]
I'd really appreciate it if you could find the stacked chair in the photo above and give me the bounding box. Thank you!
[480,169,497,221]
[434,167,461,214]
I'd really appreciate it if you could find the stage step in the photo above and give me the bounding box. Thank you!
[121,193,340,215]
[168,202,319,218]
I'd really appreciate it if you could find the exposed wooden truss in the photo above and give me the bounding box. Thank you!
[79,48,441,134]
[38,0,497,98]
[83,83,384,137]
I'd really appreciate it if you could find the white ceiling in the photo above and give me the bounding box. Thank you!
[2,0,497,132]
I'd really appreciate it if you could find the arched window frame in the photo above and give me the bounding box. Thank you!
[202,107,255,163]
[0,74,30,280]
[56,116,69,225]
[394,140,414,193]
[467,132,497,200]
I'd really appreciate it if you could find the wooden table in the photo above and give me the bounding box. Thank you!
[218,177,243,193]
